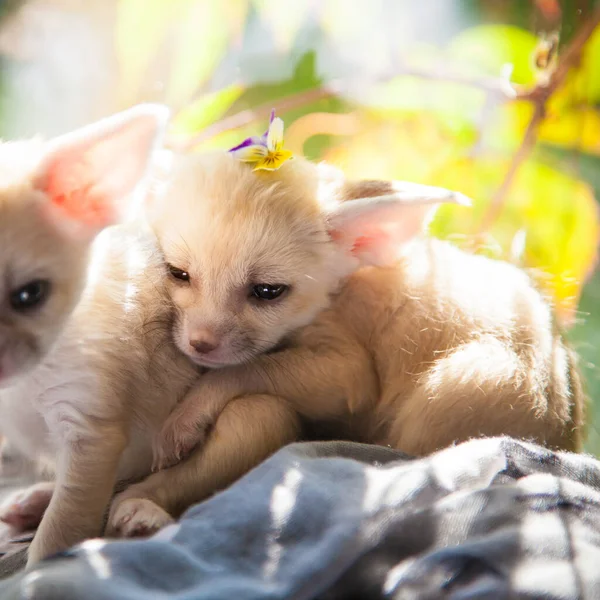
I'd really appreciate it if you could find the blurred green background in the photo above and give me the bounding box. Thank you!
[1,0,599,451]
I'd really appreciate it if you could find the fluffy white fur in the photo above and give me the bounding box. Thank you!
[0,104,168,384]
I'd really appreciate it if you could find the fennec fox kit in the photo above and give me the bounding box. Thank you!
[0,104,167,384]
[109,150,580,542]
[90,153,468,548]
[0,104,170,564]
[154,152,584,467]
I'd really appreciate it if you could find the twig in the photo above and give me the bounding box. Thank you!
[478,7,600,233]
[398,65,517,101]
[533,0,562,29]
[478,105,544,234]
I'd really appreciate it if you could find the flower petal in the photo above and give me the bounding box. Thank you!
[267,117,285,152]
[228,135,266,153]
[253,149,294,171]
[260,110,276,138]
[231,144,268,162]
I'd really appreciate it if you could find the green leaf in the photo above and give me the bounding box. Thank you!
[361,78,485,144]
[568,269,600,456]
[484,94,600,157]
[189,128,250,153]
[539,107,600,156]
[170,84,244,136]
[574,27,600,104]
[447,24,539,85]
[235,51,322,109]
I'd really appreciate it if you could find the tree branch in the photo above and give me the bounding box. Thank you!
[478,6,600,233]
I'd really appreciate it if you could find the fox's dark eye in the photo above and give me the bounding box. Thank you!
[168,264,190,282]
[251,284,289,301]
[10,280,51,312]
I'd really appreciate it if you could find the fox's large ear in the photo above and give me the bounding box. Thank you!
[325,178,471,266]
[33,103,170,240]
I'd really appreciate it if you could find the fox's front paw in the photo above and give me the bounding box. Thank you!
[152,413,212,472]
[0,482,54,532]
[107,496,173,538]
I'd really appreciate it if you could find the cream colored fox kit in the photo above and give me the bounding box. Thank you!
[108,152,582,553]
[0,104,172,563]
[154,153,584,467]
[0,105,167,384]
[111,151,581,552]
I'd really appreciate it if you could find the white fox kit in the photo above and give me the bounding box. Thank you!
[0,104,167,384]
[0,104,171,563]
[152,152,584,470]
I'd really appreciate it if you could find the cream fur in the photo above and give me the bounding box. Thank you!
[0,139,97,384]
[0,153,305,563]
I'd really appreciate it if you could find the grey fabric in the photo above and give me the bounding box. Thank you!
[1,437,600,599]
[0,546,27,581]
[0,446,39,579]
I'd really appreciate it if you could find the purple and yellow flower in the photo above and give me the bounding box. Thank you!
[228,110,294,171]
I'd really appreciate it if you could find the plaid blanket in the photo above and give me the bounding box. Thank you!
[1,436,600,599]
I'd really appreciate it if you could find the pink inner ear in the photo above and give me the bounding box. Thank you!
[352,231,395,263]
[350,225,392,254]
[42,153,117,229]
[333,220,416,267]
[36,110,163,234]
[331,228,388,257]
[352,235,375,253]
